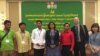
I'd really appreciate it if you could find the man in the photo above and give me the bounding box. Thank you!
[71,17,89,56]
[31,20,46,56]
[15,22,31,56]
[0,20,15,56]
[60,23,74,56]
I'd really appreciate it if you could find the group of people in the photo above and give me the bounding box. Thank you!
[0,16,100,56]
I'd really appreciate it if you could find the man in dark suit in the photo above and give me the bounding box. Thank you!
[71,17,89,56]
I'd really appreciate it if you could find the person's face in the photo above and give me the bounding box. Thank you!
[64,24,70,30]
[4,23,11,30]
[36,22,42,28]
[73,17,79,25]
[50,23,55,29]
[20,25,26,31]
[92,27,98,33]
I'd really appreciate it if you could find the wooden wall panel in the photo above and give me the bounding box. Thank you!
[85,2,95,30]
[8,2,19,31]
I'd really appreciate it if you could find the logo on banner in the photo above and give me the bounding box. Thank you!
[47,1,57,9]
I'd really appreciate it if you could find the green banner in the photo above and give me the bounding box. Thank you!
[21,2,83,32]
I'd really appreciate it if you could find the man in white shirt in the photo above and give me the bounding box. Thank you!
[31,20,46,56]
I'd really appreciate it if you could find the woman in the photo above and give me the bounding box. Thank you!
[60,23,74,56]
[89,23,100,56]
[45,22,61,56]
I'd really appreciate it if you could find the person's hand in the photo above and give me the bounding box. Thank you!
[85,44,88,47]
[36,43,40,46]
[50,45,56,48]
[40,45,45,47]
[95,48,100,53]
[70,48,73,52]
[92,50,95,54]
[91,48,96,54]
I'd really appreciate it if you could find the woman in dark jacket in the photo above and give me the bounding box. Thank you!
[45,22,61,56]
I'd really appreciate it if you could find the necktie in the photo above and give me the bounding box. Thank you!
[75,26,81,42]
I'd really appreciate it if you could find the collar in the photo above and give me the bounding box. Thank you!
[36,28,42,31]
[64,30,70,33]
[19,29,26,33]
[75,24,80,27]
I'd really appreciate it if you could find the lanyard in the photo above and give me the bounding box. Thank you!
[20,32,25,40]
[38,30,42,37]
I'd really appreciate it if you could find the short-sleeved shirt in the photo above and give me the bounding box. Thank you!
[0,30,15,51]
[15,30,31,53]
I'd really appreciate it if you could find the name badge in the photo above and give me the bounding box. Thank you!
[5,39,10,43]
[21,41,25,44]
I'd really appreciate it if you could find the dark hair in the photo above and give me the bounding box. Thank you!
[91,23,99,33]
[48,22,56,29]
[19,22,26,27]
[64,23,70,26]
[4,20,11,25]
[36,20,42,24]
